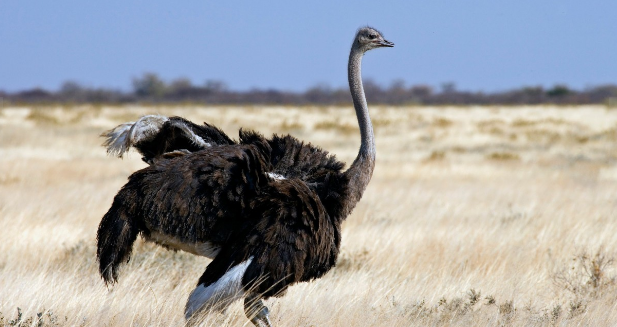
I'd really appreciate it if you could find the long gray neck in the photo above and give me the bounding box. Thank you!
[348,48,375,156]
[342,45,376,217]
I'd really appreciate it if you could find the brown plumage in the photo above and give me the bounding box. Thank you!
[96,26,393,326]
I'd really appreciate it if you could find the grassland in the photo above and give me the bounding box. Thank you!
[0,104,616,326]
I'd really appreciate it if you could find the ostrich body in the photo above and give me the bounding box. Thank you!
[97,27,393,326]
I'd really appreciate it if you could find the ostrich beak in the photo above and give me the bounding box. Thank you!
[378,39,394,47]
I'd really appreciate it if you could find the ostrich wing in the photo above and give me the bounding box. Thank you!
[102,115,234,163]
[122,142,272,243]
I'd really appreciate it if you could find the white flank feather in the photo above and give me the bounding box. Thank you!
[185,257,253,319]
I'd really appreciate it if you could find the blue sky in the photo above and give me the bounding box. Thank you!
[1,1,615,92]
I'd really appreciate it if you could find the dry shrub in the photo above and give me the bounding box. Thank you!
[477,119,505,130]
[486,152,520,161]
[314,120,358,135]
[484,126,506,136]
[524,130,561,143]
[336,248,370,272]
[26,109,62,125]
[0,175,19,185]
[552,248,616,300]
[426,150,446,161]
[25,107,93,125]
[314,120,339,130]
[0,308,69,327]
[512,119,536,128]
[279,119,304,132]
[372,118,394,128]
[432,117,453,128]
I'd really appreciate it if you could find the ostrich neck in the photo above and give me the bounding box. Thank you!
[342,47,376,217]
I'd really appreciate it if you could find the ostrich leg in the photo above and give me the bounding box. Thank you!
[244,294,272,327]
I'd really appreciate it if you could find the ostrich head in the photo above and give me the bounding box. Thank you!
[353,26,394,52]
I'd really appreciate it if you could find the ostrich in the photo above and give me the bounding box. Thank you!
[97,26,393,326]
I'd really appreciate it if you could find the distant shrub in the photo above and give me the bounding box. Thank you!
[486,152,520,161]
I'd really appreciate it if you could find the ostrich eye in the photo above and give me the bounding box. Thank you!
[368,34,376,39]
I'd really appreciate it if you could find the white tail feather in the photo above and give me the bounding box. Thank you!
[102,115,212,158]
[101,115,169,157]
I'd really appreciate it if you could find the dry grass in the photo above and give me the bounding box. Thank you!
[1,105,617,326]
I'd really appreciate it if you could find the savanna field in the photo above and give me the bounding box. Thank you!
[1,104,616,326]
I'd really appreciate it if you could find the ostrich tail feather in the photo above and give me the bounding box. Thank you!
[101,115,170,158]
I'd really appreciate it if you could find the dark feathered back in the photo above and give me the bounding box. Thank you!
[241,131,350,221]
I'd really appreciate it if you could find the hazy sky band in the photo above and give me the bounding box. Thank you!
[0,1,614,92]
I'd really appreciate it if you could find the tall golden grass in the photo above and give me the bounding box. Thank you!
[1,105,616,326]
